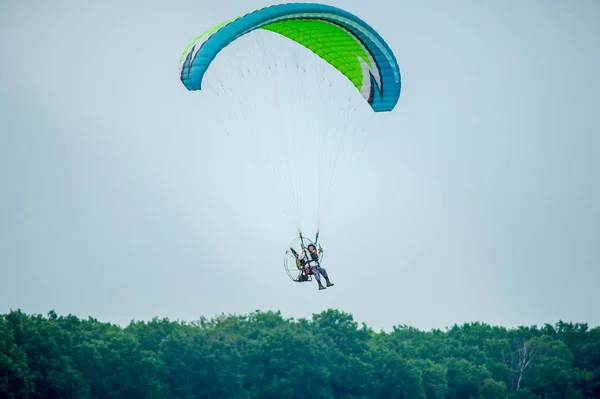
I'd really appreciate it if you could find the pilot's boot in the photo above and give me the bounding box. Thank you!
[318,280,326,290]
[325,278,334,287]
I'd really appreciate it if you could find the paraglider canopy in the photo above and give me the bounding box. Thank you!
[180,2,401,112]
[178,2,402,237]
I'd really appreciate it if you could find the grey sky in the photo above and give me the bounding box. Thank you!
[1,0,599,332]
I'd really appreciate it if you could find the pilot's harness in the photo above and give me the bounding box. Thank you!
[301,250,320,273]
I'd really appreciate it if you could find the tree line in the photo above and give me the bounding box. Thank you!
[1,308,599,398]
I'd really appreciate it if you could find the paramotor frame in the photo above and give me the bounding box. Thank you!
[284,235,324,283]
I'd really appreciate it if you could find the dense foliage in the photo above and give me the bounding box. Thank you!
[1,309,599,398]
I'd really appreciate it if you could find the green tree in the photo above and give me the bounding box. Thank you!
[478,378,508,399]
[0,314,34,398]
[1,309,599,398]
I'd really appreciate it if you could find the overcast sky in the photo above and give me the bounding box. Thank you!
[1,0,599,332]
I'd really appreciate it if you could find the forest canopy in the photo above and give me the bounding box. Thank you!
[1,309,599,398]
